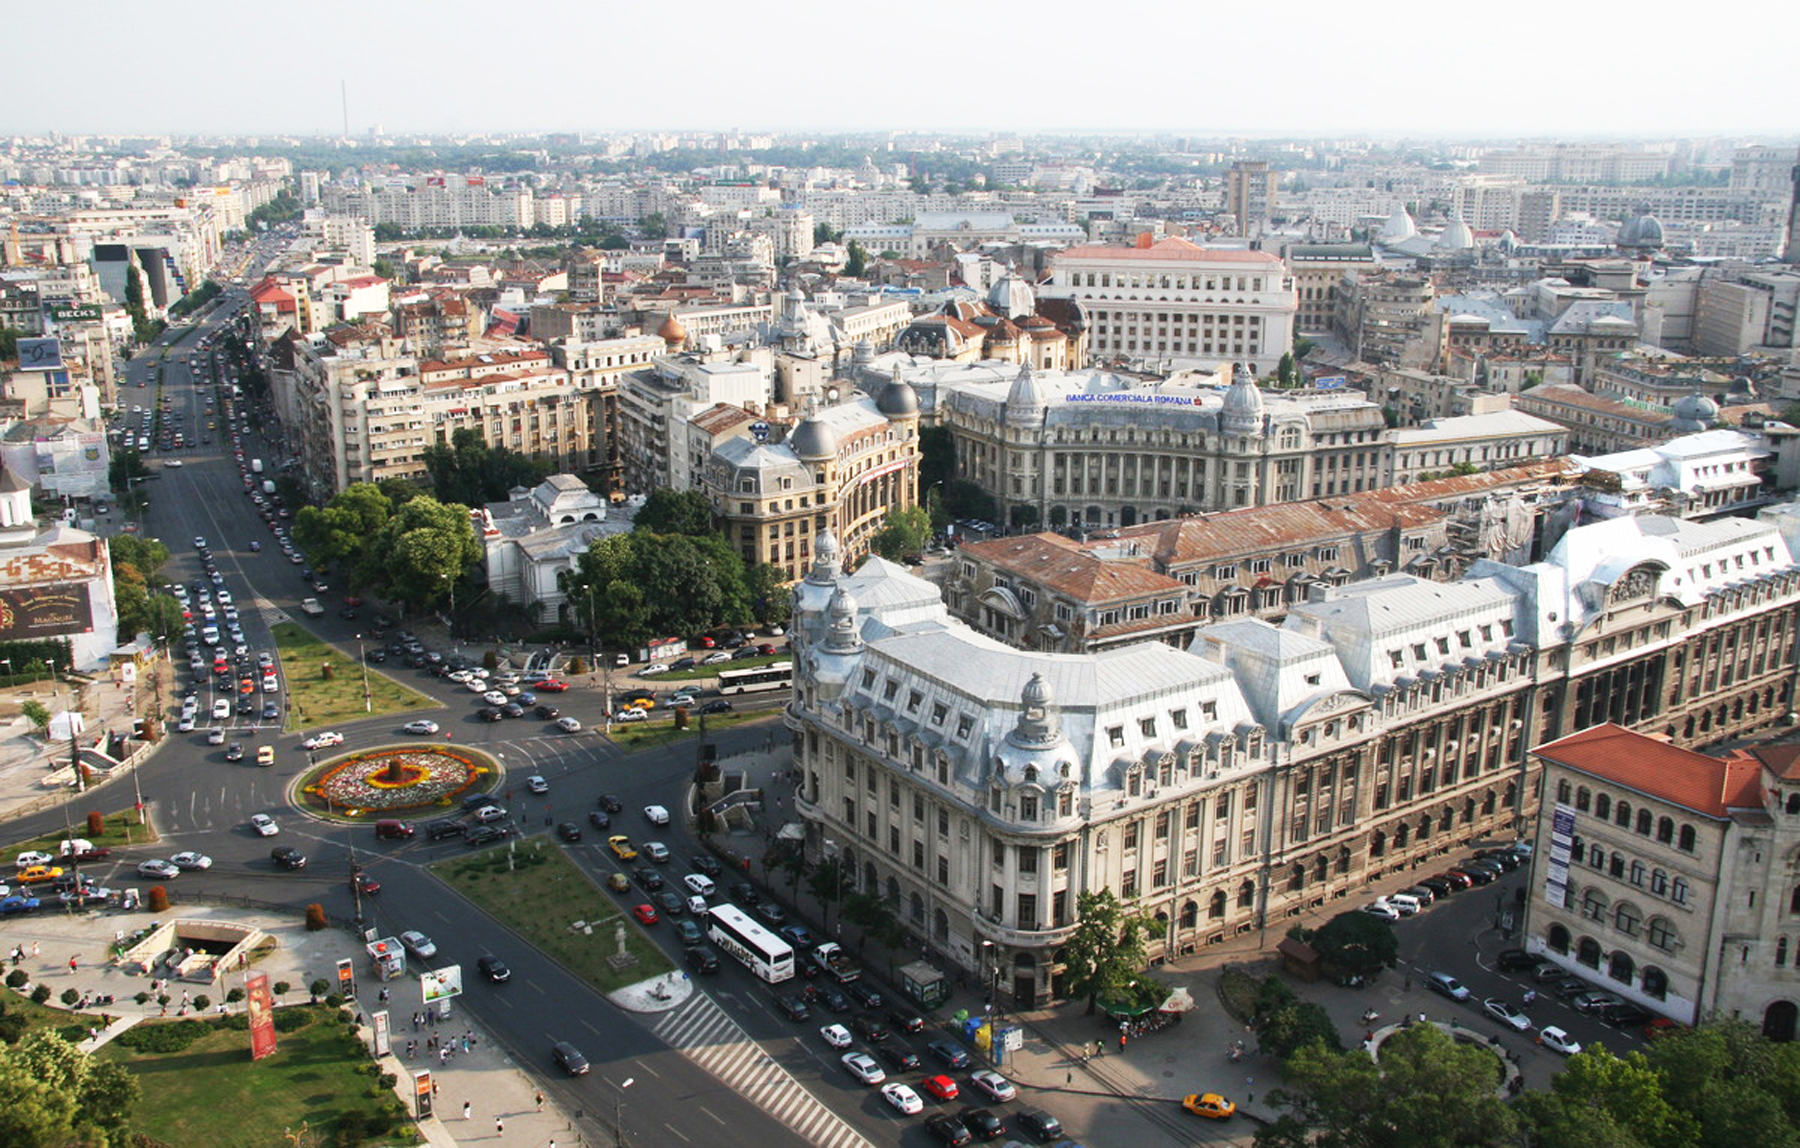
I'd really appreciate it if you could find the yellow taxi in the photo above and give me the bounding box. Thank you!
[17,864,64,885]
[1182,1094,1236,1120]
[607,835,638,861]
[256,745,276,767]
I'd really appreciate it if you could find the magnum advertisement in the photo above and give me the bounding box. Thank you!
[0,584,92,641]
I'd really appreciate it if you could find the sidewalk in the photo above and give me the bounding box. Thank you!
[0,660,161,822]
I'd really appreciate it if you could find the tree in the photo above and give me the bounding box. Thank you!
[364,495,481,610]
[844,240,868,278]
[420,427,553,508]
[869,505,932,562]
[0,1029,140,1147]
[293,483,393,574]
[1305,912,1399,979]
[1258,1024,1513,1148]
[1250,975,1342,1061]
[18,701,49,735]
[633,489,715,537]
[807,858,853,934]
[372,258,398,281]
[1516,1044,1695,1148]
[378,477,425,506]
[771,848,809,895]
[746,563,792,627]
[1061,889,1154,1014]
[1277,351,1298,388]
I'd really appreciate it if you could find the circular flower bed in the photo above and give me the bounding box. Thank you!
[301,745,497,818]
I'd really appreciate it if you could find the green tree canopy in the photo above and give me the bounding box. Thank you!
[1517,1044,1696,1148]
[844,240,868,277]
[1305,912,1399,978]
[292,482,394,576]
[1258,1023,1513,1148]
[420,427,553,508]
[869,505,932,562]
[0,1030,139,1147]
[746,563,792,626]
[1061,889,1155,1013]
[1251,975,1343,1061]
[633,488,716,537]
[362,495,481,609]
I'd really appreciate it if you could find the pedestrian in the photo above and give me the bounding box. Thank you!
[535,1090,544,1112]
[495,1117,504,1136]
[30,942,38,958]
[462,1101,472,1121]
[68,955,78,974]
[1403,976,1412,992]
[378,987,389,1003]
[1246,1076,1255,1104]
[1118,1032,1127,1052]
[432,1079,439,1098]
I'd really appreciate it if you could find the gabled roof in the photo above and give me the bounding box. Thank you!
[1534,723,1763,819]
[961,534,1183,603]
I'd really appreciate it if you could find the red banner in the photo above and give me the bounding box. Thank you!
[246,973,277,1061]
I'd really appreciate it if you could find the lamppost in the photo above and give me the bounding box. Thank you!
[981,939,997,1016]
[355,634,370,712]
[612,1076,634,1147]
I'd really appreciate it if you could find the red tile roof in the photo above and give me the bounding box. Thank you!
[1053,236,1283,266]
[1534,723,1764,819]
[960,533,1183,602]
[1112,499,1443,567]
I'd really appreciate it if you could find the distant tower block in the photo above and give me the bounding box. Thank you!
[1784,160,1800,264]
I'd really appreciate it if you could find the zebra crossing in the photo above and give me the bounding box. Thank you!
[652,992,874,1148]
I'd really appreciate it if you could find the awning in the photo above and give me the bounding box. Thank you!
[777,822,805,841]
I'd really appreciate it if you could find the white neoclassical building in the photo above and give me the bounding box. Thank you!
[474,476,627,615]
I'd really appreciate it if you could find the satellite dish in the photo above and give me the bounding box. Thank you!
[825,386,840,402]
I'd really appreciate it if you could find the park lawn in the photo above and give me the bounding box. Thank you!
[609,707,771,751]
[0,987,107,1045]
[433,836,673,994]
[102,1006,410,1148]
[7,808,158,855]
[270,622,438,732]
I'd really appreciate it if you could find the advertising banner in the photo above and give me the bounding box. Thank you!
[246,973,277,1061]
[48,304,103,323]
[371,1009,391,1057]
[16,338,63,372]
[0,584,93,641]
[336,957,355,995]
[1545,804,1575,909]
[414,1071,434,1119]
[420,965,463,1004]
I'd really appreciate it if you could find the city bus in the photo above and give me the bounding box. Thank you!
[705,903,795,982]
[716,661,793,696]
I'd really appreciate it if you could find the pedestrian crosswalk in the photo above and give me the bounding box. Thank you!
[652,993,873,1148]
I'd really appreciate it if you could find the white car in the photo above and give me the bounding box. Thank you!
[556,716,582,733]
[644,805,671,826]
[261,675,279,693]
[643,842,670,863]
[400,930,437,960]
[404,720,440,735]
[302,731,344,750]
[472,805,508,823]
[526,775,550,795]
[879,1082,920,1113]
[842,1052,886,1086]
[702,651,732,665]
[13,851,53,869]
[137,859,181,880]
[177,715,197,732]
[482,690,507,706]
[669,691,700,708]
[1538,1026,1582,1055]
[969,1069,1017,1102]
[637,664,669,677]
[207,728,227,745]
[211,699,231,721]
[446,670,472,683]
[613,709,647,723]
[465,680,489,694]
[1362,900,1401,921]
[820,1024,853,1049]
[170,852,214,871]
[249,814,279,837]
[1483,998,1532,1032]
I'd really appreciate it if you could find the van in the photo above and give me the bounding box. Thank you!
[1387,892,1422,916]
[375,819,415,840]
[255,745,275,767]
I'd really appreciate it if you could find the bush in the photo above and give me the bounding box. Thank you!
[272,1007,312,1033]
[192,994,209,1011]
[115,1018,209,1053]
[60,988,80,1006]
[568,656,587,675]
[147,885,169,912]
[215,1013,248,1030]
[31,985,51,1004]
[326,993,345,1008]
[226,987,244,1004]
[0,1012,26,1044]
[133,991,149,1006]
[309,978,330,1001]
[305,903,328,931]
[273,981,291,998]
[5,970,27,989]
[483,649,499,671]
[86,811,105,836]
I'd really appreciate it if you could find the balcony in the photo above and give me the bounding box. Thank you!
[971,914,1077,950]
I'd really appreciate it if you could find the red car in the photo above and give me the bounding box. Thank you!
[351,871,380,895]
[537,680,569,692]
[632,904,659,925]
[344,596,363,607]
[921,1074,958,1101]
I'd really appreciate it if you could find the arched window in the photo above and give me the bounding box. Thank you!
[1237,880,1256,909]
[1658,817,1675,844]
[1642,966,1669,1000]
[1780,937,1790,968]
[1615,801,1632,828]
[1678,825,1697,853]
[1289,863,1306,892]
[1595,793,1612,819]
[1615,903,1641,936]
[1791,885,1800,914]
[1577,937,1603,968]
[1764,1001,1799,1044]
[1209,891,1227,920]
[1556,780,1572,803]
[1590,846,1606,871]
[1572,836,1586,863]
[1672,878,1690,904]
[1608,951,1635,984]
[1630,861,1645,887]
[1648,917,1678,951]
[1548,924,1572,954]
[1637,809,1653,836]
[1576,787,1592,812]
[1180,900,1198,929]
[1582,889,1608,921]
[1371,829,1388,858]
[1651,869,1668,896]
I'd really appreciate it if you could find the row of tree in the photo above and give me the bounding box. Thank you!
[111,534,183,643]
[290,483,481,611]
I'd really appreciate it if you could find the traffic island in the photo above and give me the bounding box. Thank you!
[269,621,438,731]
[295,743,500,822]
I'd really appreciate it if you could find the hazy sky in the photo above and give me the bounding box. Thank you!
[9,0,1796,140]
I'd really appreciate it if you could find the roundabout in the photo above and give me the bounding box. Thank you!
[295,743,501,821]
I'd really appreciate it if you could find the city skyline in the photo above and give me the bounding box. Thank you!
[9,0,1798,140]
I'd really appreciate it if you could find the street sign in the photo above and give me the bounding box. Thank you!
[1315,375,1347,389]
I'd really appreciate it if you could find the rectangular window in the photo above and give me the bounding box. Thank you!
[1122,870,1138,898]
[1123,822,1140,850]
[1017,893,1037,928]
[1153,859,1169,888]
[1053,843,1070,870]
[1156,811,1172,839]
[1018,846,1039,874]
[938,856,949,885]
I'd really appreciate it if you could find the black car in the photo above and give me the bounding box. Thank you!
[465,825,507,846]
[236,698,255,715]
[700,700,733,714]
[1600,1001,1653,1027]
[755,902,788,926]
[599,794,624,813]
[877,1043,922,1071]
[551,1041,589,1075]
[477,956,511,983]
[925,1114,973,1146]
[535,705,561,719]
[843,980,884,1010]
[588,810,611,830]
[850,1015,890,1043]
[1478,849,1522,871]
[657,890,685,917]
[671,656,697,671]
[1013,1109,1063,1142]
[691,855,722,877]
[634,866,664,891]
[426,819,466,841]
[774,994,811,1021]
[887,1009,927,1034]
[731,882,761,906]
[339,608,358,620]
[1496,948,1541,972]
[815,986,851,1013]
[270,846,307,870]
[557,822,582,843]
[1416,876,1454,897]
[478,708,505,722]
[500,703,525,719]
[364,649,387,663]
[1552,975,1592,1000]
[225,743,245,761]
[686,946,721,974]
[958,1107,1005,1142]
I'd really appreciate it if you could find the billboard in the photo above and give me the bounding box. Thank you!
[246,973,277,1061]
[0,584,93,641]
[16,338,64,372]
[419,965,463,1003]
[1545,804,1576,909]
[48,304,102,323]
[36,432,109,499]
[371,1009,391,1057]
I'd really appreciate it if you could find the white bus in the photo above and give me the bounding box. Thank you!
[706,903,795,982]
[716,661,793,696]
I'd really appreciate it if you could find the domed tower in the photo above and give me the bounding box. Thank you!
[1437,216,1475,251]
[1380,208,1417,244]
[657,312,687,351]
[1005,362,1047,428]
[822,585,863,655]
[789,413,839,462]
[1220,370,1266,436]
[790,529,843,649]
[992,672,1081,814]
[1670,391,1720,433]
[1008,672,1062,750]
[987,272,1036,321]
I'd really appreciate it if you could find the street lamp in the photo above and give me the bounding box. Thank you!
[355,634,370,712]
[612,1076,634,1148]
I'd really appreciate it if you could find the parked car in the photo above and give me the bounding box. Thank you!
[1538,1026,1582,1055]
[1426,971,1472,1001]
[1482,997,1532,1032]
[1496,948,1541,972]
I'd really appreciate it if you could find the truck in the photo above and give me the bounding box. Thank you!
[812,941,860,983]
[251,458,264,474]
[299,598,324,617]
